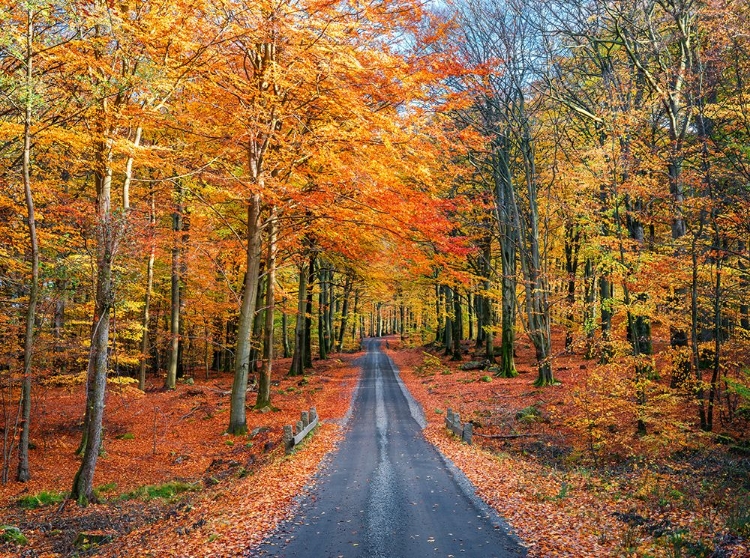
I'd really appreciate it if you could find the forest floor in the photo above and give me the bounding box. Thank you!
[0,355,360,557]
[388,331,750,558]
[1,332,748,557]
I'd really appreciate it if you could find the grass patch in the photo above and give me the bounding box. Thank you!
[17,490,66,509]
[1,526,27,546]
[118,481,200,502]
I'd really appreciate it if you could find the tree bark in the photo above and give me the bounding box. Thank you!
[337,274,353,351]
[17,6,37,483]
[304,253,315,367]
[256,208,277,409]
[228,193,263,435]
[71,128,115,505]
[451,289,462,361]
[318,263,328,361]
[289,263,308,376]
[165,183,184,389]
[139,188,156,391]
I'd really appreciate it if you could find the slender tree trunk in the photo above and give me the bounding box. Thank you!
[690,219,707,429]
[739,240,748,331]
[256,209,276,409]
[71,132,115,505]
[443,287,453,355]
[583,258,596,358]
[564,223,581,351]
[326,267,334,353]
[289,263,308,376]
[139,188,156,391]
[467,293,473,341]
[435,283,444,344]
[707,225,725,432]
[17,7,37,482]
[376,302,383,337]
[451,289,462,361]
[166,183,184,389]
[304,253,315,368]
[318,263,328,360]
[228,193,263,435]
[249,270,266,374]
[337,274,352,351]
[351,290,359,341]
[282,309,291,358]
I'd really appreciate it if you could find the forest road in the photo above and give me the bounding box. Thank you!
[251,338,525,558]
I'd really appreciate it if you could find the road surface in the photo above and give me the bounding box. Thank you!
[252,338,525,558]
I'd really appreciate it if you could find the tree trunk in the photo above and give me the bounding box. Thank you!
[71,132,115,505]
[249,266,266,375]
[256,208,277,409]
[435,283,444,344]
[318,263,328,361]
[739,240,748,331]
[228,193,263,435]
[443,286,453,355]
[17,7,37,482]
[282,309,291,358]
[289,263,308,376]
[165,183,184,389]
[304,253,315,368]
[451,289,462,361]
[139,188,156,391]
[467,293,473,341]
[564,223,581,351]
[337,274,353,351]
[351,290,359,341]
[583,258,596,358]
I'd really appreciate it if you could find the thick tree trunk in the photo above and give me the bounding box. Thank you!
[228,193,262,435]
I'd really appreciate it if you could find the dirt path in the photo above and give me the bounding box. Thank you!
[252,338,525,558]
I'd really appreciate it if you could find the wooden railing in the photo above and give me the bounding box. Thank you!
[283,407,319,454]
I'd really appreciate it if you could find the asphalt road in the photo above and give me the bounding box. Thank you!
[252,338,525,558]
